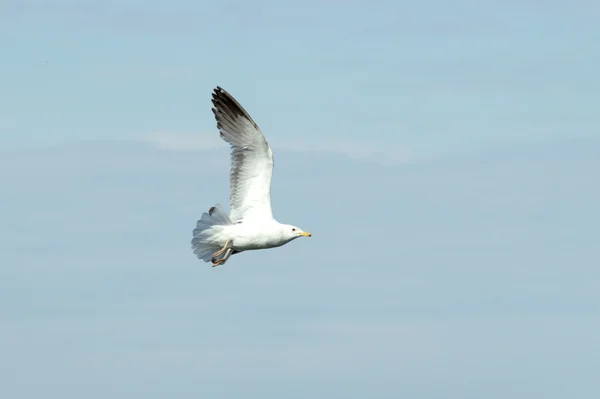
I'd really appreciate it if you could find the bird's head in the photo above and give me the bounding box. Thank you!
[282,224,312,241]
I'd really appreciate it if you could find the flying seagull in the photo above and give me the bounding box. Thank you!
[191,86,312,267]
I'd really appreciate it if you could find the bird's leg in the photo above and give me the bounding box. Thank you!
[211,241,232,266]
[211,247,233,267]
[211,240,230,260]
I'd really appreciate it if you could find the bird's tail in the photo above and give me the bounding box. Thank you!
[191,204,233,262]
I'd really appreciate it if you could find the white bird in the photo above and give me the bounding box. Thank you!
[191,86,312,267]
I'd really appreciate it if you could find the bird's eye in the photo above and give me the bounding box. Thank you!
[292,228,296,231]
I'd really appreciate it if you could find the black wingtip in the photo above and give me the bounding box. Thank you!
[210,86,259,130]
[212,86,229,101]
[213,86,225,98]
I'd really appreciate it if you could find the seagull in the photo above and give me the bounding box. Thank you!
[191,86,312,267]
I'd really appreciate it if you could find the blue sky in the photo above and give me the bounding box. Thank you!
[1,1,599,398]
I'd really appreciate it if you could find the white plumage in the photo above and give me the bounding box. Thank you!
[191,87,311,267]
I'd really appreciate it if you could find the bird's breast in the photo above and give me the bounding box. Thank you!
[231,225,287,251]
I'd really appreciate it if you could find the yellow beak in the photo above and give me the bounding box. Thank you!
[299,231,312,237]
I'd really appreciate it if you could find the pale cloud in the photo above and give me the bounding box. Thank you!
[140,132,225,150]
[140,132,411,164]
[303,320,425,340]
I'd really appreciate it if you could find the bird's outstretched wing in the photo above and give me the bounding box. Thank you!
[211,86,274,224]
